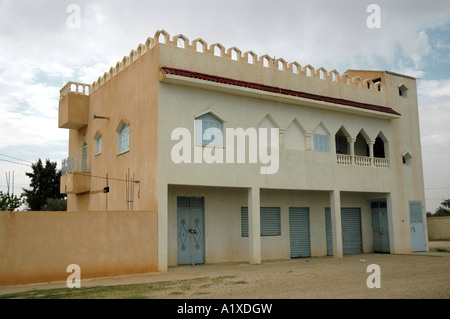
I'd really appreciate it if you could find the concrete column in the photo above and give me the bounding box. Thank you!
[279,129,286,149]
[330,190,343,258]
[367,139,375,166]
[305,133,313,151]
[347,137,356,165]
[386,192,396,254]
[157,183,168,271]
[248,186,261,265]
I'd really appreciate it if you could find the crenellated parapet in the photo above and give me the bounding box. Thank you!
[89,30,386,94]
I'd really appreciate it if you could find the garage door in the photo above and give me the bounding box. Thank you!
[289,207,310,258]
[341,208,362,254]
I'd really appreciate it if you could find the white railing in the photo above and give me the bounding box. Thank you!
[354,155,371,167]
[60,81,90,100]
[337,155,389,168]
[336,154,352,166]
[61,155,91,175]
[374,157,389,168]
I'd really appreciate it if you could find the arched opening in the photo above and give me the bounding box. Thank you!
[335,128,350,154]
[373,136,385,158]
[355,132,369,156]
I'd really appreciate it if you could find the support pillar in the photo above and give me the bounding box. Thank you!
[248,186,261,265]
[367,139,375,166]
[279,129,286,149]
[305,133,314,151]
[330,190,343,258]
[157,183,168,271]
[386,192,396,253]
[347,137,356,165]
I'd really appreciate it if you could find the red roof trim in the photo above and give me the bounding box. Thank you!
[161,67,400,116]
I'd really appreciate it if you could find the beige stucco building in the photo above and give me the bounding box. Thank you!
[59,30,428,272]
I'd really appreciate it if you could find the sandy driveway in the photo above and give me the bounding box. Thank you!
[1,252,449,299]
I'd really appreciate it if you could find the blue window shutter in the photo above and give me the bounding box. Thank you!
[96,136,102,154]
[314,134,329,152]
[260,207,281,236]
[119,124,130,153]
[241,207,248,237]
[322,135,329,152]
[241,207,280,237]
[195,113,223,146]
[194,119,203,145]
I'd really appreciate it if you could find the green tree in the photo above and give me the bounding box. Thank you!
[434,199,450,217]
[42,198,67,211]
[22,159,64,211]
[0,191,23,211]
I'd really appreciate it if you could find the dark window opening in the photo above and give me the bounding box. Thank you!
[374,137,385,158]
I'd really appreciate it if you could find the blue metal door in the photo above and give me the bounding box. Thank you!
[289,208,310,258]
[325,208,333,256]
[409,201,426,252]
[371,202,390,253]
[177,197,205,265]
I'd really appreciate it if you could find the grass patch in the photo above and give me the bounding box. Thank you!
[0,275,240,299]
[169,291,184,296]
[228,280,248,285]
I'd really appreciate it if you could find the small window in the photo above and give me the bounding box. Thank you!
[94,132,102,155]
[314,134,330,153]
[372,78,382,91]
[399,84,408,97]
[117,121,130,154]
[241,207,281,237]
[402,152,412,165]
[195,113,223,146]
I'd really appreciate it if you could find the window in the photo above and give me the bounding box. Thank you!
[81,141,88,172]
[399,84,408,97]
[94,132,102,155]
[402,152,412,165]
[336,136,348,154]
[117,121,130,153]
[372,78,382,91]
[314,134,330,152]
[241,207,281,237]
[195,113,223,146]
[373,136,385,158]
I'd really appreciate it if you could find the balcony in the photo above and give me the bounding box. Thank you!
[60,155,91,194]
[58,82,90,129]
[336,154,389,168]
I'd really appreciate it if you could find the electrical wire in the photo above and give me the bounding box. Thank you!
[0,153,33,164]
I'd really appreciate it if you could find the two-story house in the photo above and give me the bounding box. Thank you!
[59,30,428,272]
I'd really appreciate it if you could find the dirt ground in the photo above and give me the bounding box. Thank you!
[1,252,449,299]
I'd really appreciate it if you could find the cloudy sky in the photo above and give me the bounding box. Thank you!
[0,0,449,212]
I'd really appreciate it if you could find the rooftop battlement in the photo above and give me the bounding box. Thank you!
[82,30,386,96]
